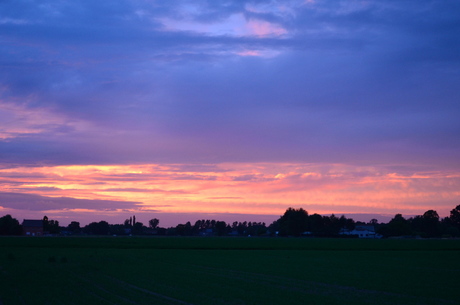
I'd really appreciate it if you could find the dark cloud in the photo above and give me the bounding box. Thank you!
[10,187,63,192]
[0,192,141,211]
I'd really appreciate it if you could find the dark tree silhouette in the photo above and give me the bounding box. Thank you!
[43,216,60,234]
[84,221,110,235]
[132,222,144,234]
[379,214,412,237]
[440,216,460,237]
[67,221,81,234]
[277,207,309,236]
[0,215,21,235]
[421,210,440,237]
[215,221,227,236]
[369,219,378,225]
[322,214,342,236]
[149,218,159,229]
[450,205,460,229]
[309,213,324,235]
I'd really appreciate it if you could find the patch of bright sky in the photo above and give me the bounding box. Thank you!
[1,163,458,222]
[160,13,287,38]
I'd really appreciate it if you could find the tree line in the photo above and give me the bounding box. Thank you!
[1,205,460,238]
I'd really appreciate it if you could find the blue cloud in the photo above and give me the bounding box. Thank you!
[0,0,459,167]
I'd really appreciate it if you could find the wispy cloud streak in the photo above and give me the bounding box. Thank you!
[1,163,458,225]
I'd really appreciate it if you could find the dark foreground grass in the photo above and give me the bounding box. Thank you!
[1,237,459,305]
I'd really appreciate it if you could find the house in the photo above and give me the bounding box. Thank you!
[22,219,44,236]
[201,228,214,236]
[340,225,382,239]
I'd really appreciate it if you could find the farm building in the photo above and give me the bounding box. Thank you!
[340,225,382,238]
[22,219,44,236]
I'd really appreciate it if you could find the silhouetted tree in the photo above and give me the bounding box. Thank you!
[277,207,309,236]
[0,215,21,235]
[215,221,227,236]
[409,210,441,237]
[149,218,159,229]
[67,221,81,234]
[309,213,324,235]
[175,224,186,235]
[379,214,412,237]
[440,216,460,237]
[84,221,110,235]
[192,220,202,234]
[109,224,127,235]
[238,222,248,235]
[338,215,355,231]
[184,221,192,235]
[43,216,60,234]
[132,222,144,235]
[369,219,378,225]
[421,210,440,237]
[322,214,342,236]
[450,205,460,229]
[247,222,267,236]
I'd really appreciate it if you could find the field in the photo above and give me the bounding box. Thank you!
[1,237,459,305]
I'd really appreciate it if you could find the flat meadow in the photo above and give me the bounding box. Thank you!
[1,237,459,305]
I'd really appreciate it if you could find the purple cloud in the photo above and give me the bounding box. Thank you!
[0,192,141,211]
[0,0,458,169]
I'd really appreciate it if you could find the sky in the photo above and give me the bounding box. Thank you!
[1,0,459,227]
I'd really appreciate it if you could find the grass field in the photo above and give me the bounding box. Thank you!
[1,237,459,305]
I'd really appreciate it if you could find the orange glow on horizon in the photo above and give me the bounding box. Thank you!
[1,162,459,225]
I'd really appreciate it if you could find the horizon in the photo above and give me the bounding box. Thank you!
[1,1,459,227]
[12,211,427,228]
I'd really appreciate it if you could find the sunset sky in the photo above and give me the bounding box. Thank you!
[1,0,459,227]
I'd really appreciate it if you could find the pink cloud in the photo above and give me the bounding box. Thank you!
[0,98,93,140]
[1,163,458,226]
[237,50,262,57]
[246,19,287,37]
[236,49,281,58]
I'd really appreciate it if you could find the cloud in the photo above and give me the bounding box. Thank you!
[160,11,288,38]
[207,197,244,200]
[0,0,458,178]
[0,192,141,211]
[101,188,189,194]
[0,100,85,140]
[0,162,459,225]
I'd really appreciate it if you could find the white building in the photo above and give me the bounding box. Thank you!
[340,225,382,239]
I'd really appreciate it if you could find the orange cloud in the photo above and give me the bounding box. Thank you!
[1,163,459,225]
